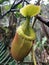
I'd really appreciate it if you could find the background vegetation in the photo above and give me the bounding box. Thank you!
[0,0,49,65]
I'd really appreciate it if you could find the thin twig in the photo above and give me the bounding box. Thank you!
[35,0,41,5]
[41,24,49,38]
[32,0,41,27]
[0,0,22,19]
[32,17,37,28]
[25,0,30,4]
[22,0,24,7]
[11,0,16,9]
[36,15,49,27]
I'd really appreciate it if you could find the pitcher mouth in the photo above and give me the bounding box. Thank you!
[17,26,36,40]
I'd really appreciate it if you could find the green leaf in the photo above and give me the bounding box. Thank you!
[4,5,11,11]
[17,4,22,9]
[15,12,21,18]
[15,3,22,9]
[42,36,47,45]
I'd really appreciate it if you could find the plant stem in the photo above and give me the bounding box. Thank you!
[22,17,30,35]
[26,17,30,27]
[33,47,37,65]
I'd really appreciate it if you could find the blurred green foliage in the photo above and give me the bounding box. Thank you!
[34,36,47,51]
[0,0,9,4]
[15,4,22,18]
[4,5,11,11]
